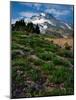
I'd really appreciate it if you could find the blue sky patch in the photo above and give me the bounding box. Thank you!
[11,2,74,24]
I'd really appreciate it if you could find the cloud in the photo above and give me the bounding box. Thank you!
[20,2,42,11]
[45,8,69,17]
[20,2,33,7]
[19,8,70,20]
[19,12,38,18]
[33,3,42,10]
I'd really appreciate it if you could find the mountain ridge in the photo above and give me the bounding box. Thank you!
[12,12,73,38]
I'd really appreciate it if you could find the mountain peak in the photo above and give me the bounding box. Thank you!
[21,12,72,35]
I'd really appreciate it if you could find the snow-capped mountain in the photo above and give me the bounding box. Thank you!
[24,13,73,37]
[16,13,73,37]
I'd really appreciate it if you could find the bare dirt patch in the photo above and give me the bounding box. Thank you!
[45,37,73,49]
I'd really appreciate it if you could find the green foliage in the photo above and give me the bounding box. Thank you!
[26,22,34,33]
[53,56,72,68]
[33,59,44,66]
[50,66,73,85]
[12,31,74,98]
[12,20,40,34]
[28,69,41,81]
[13,20,26,31]
[42,62,55,72]
[35,24,40,34]
[63,50,73,58]
[36,51,54,61]
[57,49,73,58]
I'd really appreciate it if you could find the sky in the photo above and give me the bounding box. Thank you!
[11,1,74,24]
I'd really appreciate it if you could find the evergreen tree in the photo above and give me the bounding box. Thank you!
[11,19,40,34]
[26,22,34,33]
[11,24,15,31]
[35,24,40,34]
[15,21,19,31]
[14,19,26,31]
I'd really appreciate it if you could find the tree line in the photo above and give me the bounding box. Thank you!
[11,19,40,34]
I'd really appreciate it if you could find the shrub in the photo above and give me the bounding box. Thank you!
[50,66,73,85]
[53,56,71,67]
[34,47,45,53]
[42,62,55,73]
[28,69,41,81]
[57,49,73,58]
[50,67,67,84]
[63,50,73,58]
[53,56,63,65]
[50,40,54,44]
[37,51,53,61]
[64,42,71,50]
[45,43,59,53]
[12,31,74,97]
[33,59,44,66]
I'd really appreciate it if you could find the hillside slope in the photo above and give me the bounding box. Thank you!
[11,32,74,98]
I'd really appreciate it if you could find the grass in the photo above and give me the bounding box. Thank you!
[11,31,74,98]
[49,67,73,84]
